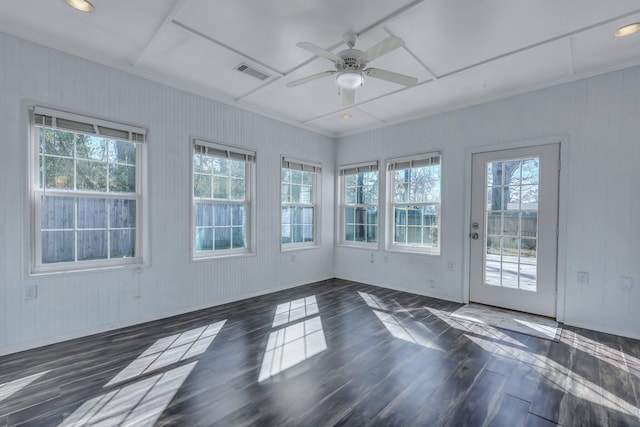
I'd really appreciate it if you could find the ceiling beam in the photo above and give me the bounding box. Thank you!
[171,20,286,77]
[129,0,190,66]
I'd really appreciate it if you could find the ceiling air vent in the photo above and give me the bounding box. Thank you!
[235,63,270,81]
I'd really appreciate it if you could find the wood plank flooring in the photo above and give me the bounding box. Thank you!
[1,278,639,426]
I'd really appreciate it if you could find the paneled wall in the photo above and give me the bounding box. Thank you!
[0,33,335,355]
[336,66,640,339]
[2,30,639,354]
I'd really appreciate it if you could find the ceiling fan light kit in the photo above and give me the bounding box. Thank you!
[287,34,418,106]
[336,71,364,90]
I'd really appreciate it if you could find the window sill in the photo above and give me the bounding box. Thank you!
[29,259,146,277]
[281,243,321,253]
[336,242,379,250]
[385,247,441,257]
[191,251,256,262]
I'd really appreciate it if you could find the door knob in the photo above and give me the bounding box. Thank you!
[470,232,479,240]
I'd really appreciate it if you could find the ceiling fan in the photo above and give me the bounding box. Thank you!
[287,33,418,106]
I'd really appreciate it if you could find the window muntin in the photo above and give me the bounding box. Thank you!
[32,107,145,273]
[339,162,379,246]
[388,153,441,254]
[192,141,254,258]
[281,158,320,247]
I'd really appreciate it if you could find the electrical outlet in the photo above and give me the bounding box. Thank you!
[383,255,389,263]
[25,285,38,300]
[447,261,454,271]
[290,254,296,262]
[619,276,633,290]
[370,253,374,264]
[577,271,589,285]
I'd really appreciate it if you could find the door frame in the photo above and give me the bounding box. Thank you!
[462,135,570,322]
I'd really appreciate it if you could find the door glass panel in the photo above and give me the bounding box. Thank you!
[501,263,519,289]
[503,212,519,236]
[485,236,501,286]
[505,186,521,210]
[484,157,539,291]
[487,187,502,211]
[521,185,539,209]
[521,212,538,237]
[487,162,503,185]
[521,158,539,184]
[486,212,501,235]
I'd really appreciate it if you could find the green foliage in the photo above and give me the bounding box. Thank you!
[39,128,136,193]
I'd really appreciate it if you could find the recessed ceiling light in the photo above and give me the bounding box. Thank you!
[615,23,640,37]
[341,114,352,120]
[65,0,94,12]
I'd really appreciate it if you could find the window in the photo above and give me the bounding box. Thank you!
[387,152,441,254]
[192,139,255,258]
[338,161,379,246]
[31,106,146,273]
[281,157,321,248]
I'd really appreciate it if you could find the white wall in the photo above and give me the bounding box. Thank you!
[336,66,640,339]
[0,32,335,356]
[2,31,639,355]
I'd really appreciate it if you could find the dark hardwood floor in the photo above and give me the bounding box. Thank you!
[1,278,639,426]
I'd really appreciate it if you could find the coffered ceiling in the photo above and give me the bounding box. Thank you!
[2,1,640,137]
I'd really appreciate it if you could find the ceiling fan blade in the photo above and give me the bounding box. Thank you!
[360,36,405,63]
[296,42,343,63]
[342,89,355,106]
[364,68,418,86]
[286,70,336,87]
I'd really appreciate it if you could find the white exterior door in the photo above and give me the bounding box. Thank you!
[469,144,560,317]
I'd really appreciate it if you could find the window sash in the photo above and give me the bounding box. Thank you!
[343,204,379,244]
[193,200,249,254]
[340,165,379,246]
[34,194,141,270]
[281,206,315,245]
[281,158,319,247]
[387,154,441,254]
[38,137,138,195]
[192,140,253,258]
[32,113,144,273]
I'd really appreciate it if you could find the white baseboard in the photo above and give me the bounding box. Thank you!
[562,320,640,341]
[334,274,463,304]
[0,275,332,357]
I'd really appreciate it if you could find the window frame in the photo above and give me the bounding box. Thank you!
[280,157,321,251]
[338,160,380,249]
[190,138,256,260]
[386,152,442,256]
[29,106,147,275]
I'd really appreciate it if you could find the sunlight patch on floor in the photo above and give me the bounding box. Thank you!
[0,370,50,403]
[106,320,226,387]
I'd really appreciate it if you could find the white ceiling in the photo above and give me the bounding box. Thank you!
[2,0,640,137]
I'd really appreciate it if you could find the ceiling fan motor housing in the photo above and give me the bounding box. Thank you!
[336,49,366,71]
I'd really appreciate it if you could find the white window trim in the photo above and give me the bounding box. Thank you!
[337,160,379,249]
[281,156,321,251]
[190,138,256,260]
[29,106,148,275]
[386,151,442,256]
